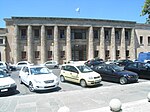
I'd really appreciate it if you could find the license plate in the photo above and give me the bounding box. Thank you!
[1,89,8,92]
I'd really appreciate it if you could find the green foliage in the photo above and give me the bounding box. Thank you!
[141,0,150,16]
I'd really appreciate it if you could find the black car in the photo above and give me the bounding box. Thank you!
[116,59,133,66]
[84,59,104,68]
[92,64,138,84]
[124,62,150,79]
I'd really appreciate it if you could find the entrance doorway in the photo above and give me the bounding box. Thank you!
[72,45,86,61]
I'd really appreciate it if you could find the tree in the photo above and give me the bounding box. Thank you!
[141,0,150,23]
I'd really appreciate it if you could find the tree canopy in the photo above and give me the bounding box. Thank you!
[141,0,150,23]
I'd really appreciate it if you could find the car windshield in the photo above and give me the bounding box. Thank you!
[0,70,8,78]
[30,67,50,75]
[111,65,123,72]
[77,65,93,73]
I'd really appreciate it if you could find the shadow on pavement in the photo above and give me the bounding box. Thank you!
[0,90,20,97]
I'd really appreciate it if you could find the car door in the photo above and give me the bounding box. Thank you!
[125,63,139,73]
[103,65,117,81]
[138,63,150,79]
[69,66,79,83]
[21,67,30,85]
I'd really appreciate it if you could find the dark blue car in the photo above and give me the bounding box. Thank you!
[92,64,138,84]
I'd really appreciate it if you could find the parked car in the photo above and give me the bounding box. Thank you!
[105,60,118,64]
[43,61,59,69]
[0,69,17,94]
[116,59,133,66]
[92,64,138,84]
[19,65,59,92]
[15,61,33,70]
[60,64,102,87]
[124,62,150,79]
[0,61,10,73]
[84,59,104,68]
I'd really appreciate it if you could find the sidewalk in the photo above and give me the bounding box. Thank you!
[0,81,150,112]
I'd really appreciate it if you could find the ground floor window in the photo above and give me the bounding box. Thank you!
[94,50,99,58]
[60,51,65,59]
[35,51,40,59]
[48,51,52,59]
[21,51,26,60]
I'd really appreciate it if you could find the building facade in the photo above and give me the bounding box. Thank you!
[1,17,150,64]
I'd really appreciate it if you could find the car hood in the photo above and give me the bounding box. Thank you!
[0,77,16,86]
[30,73,57,81]
[115,70,138,76]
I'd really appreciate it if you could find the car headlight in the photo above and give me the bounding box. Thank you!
[34,79,41,83]
[88,77,94,79]
[10,83,16,87]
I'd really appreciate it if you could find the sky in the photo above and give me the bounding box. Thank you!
[0,0,147,28]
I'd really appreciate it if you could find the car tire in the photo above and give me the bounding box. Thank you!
[29,82,35,92]
[60,75,65,82]
[80,79,87,87]
[119,77,127,85]
[19,76,23,84]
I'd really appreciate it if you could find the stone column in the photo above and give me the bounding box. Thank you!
[27,25,34,63]
[120,28,126,59]
[110,27,116,60]
[88,26,94,60]
[54,25,59,62]
[14,25,19,63]
[130,28,136,60]
[99,27,105,60]
[41,25,47,63]
[66,26,72,62]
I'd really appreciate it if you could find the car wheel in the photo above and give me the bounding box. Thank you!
[119,77,127,85]
[60,75,65,82]
[19,76,23,84]
[29,82,35,92]
[80,79,87,87]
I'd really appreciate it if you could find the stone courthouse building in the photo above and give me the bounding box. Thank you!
[0,17,150,64]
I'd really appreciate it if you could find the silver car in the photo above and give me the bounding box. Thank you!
[43,61,59,69]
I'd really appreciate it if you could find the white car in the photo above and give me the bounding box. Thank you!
[15,61,33,70]
[43,61,59,69]
[0,69,17,93]
[60,64,102,87]
[19,65,59,92]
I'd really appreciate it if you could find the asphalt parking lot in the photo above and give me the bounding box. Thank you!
[0,68,149,97]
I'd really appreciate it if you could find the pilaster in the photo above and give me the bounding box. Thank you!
[130,28,136,60]
[88,26,94,60]
[99,27,105,60]
[66,26,72,62]
[110,27,116,60]
[120,28,126,59]
[14,25,19,63]
[54,25,59,62]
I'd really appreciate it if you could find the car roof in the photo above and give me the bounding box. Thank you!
[62,63,85,67]
[23,65,45,68]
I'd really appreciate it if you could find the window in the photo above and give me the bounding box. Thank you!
[21,29,27,39]
[115,31,120,40]
[21,51,26,59]
[94,50,99,58]
[47,29,52,39]
[105,50,110,59]
[105,30,109,40]
[94,30,99,39]
[60,51,65,59]
[34,29,40,39]
[60,29,65,39]
[126,50,129,57]
[148,36,150,45]
[0,39,3,44]
[48,51,52,59]
[116,50,120,57]
[125,31,129,40]
[35,51,40,59]
[140,36,143,45]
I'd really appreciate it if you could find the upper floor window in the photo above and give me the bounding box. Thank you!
[115,30,120,40]
[105,30,109,40]
[140,36,143,45]
[148,36,150,45]
[21,29,27,39]
[47,29,52,39]
[0,39,3,44]
[34,29,40,39]
[125,31,129,40]
[60,29,65,39]
[94,30,99,39]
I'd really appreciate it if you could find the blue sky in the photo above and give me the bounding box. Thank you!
[0,0,147,28]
